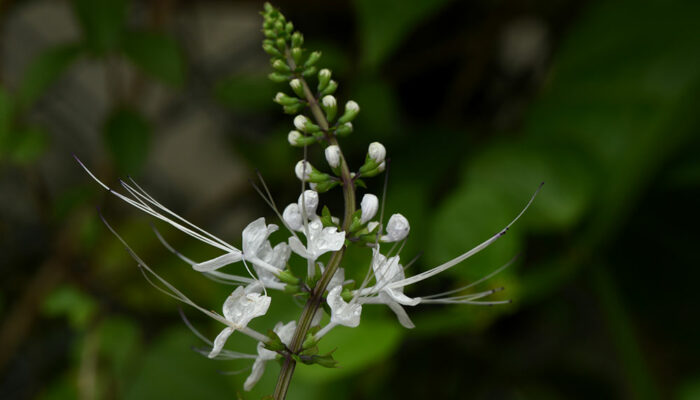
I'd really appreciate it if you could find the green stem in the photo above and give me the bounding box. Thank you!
[273,51,356,400]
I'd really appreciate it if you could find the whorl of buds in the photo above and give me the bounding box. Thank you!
[324,145,341,168]
[360,194,379,224]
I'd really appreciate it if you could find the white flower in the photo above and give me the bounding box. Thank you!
[254,242,291,287]
[345,100,359,113]
[321,95,337,109]
[368,142,386,163]
[325,145,341,168]
[244,320,296,391]
[327,285,361,327]
[382,213,410,242]
[289,218,345,261]
[360,194,378,224]
[295,160,313,181]
[294,115,309,131]
[287,130,302,145]
[209,283,271,358]
[297,189,319,217]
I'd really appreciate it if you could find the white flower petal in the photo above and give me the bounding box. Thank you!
[208,327,234,358]
[383,213,410,242]
[242,217,278,258]
[360,194,378,224]
[192,251,242,272]
[288,236,310,259]
[386,288,420,306]
[244,357,267,391]
[327,286,362,328]
[282,203,303,231]
[297,190,319,217]
[380,293,416,329]
[309,227,345,258]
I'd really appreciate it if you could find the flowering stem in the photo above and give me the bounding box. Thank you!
[273,50,356,400]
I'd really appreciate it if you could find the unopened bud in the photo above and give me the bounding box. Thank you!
[295,160,313,180]
[318,69,331,91]
[335,122,353,137]
[289,79,304,97]
[325,145,341,168]
[297,190,319,217]
[291,47,303,65]
[383,213,410,242]
[360,194,379,224]
[321,95,338,121]
[288,130,302,145]
[338,100,360,124]
[305,51,322,68]
[320,80,338,96]
[274,92,298,106]
[291,32,303,47]
[293,115,319,133]
[368,142,386,163]
[272,59,290,73]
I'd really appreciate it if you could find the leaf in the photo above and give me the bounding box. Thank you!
[42,285,97,329]
[122,30,186,87]
[72,0,128,53]
[354,0,453,69]
[103,107,151,174]
[16,43,83,110]
[294,318,402,382]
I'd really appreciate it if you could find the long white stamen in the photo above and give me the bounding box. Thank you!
[420,255,518,299]
[388,183,542,289]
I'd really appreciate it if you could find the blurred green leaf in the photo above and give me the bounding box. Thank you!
[38,374,79,400]
[98,317,142,388]
[42,285,97,329]
[351,78,401,140]
[122,30,186,87]
[124,328,235,399]
[16,43,82,110]
[103,107,151,174]
[355,0,453,69]
[72,0,128,53]
[215,75,276,111]
[9,125,49,164]
[295,318,402,383]
[678,377,700,400]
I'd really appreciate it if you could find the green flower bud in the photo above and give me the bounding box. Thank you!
[317,69,331,91]
[304,51,322,68]
[312,180,340,193]
[319,80,338,96]
[285,22,294,34]
[335,122,353,137]
[291,32,303,47]
[337,100,360,124]
[321,95,337,122]
[291,47,303,66]
[275,37,286,51]
[277,269,299,285]
[289,78,305,97]
[294,115,320,133]
[302,66,317,77]
[262,43,281,57]
[268,72,289,83]
[282,103,305,114]
[274,92,299,106]
[272,59,290,73]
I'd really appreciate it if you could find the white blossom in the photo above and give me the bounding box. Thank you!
[287,130,302,145]
[282,203,303,231]
[294,160,313,181]
[345,100,359,113]
[209,283,271,358]
[244,320,296,391]
[327,285,361,328]
[297,189,319,217]
[288,218,345,261]
[360,194,378,224]
[294,115,309,131]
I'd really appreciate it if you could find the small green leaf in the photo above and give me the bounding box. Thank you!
[122,30,186,87]
[16,43,83,110]
[103,108,151,174]
[42,285,97,329]
[72,0,128,53]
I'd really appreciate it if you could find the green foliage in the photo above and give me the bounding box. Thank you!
[72,0,128,54]
[42,285,97,329]
[98,317,142,388]
[215,75,277,111]
[354,0,453,69]
[122,31,186,87]
[103,108,151,174]
[16,43,83,110]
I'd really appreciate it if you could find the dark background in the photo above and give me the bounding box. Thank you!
[1,0,699,399]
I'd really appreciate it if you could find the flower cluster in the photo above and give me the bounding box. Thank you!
[78,3,541,396]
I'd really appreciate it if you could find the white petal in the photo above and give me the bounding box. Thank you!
[383,213,410,242]
[274,320,297,345]
[386,288,420,306]
[282,203,303,231]
[208,327,234,358]
[192,251,242,271]
[327,286,362,328]
[360,194,378,224]
[297,190,319,217]
[328,268,345,289]
[288,236,310,259]
[380,293,416,329]
[222,285,271,326]
[309,227,345,258]
[242,217,277,257]
[244,357,268,391]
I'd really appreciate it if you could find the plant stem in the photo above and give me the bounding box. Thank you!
[273,52,356,400]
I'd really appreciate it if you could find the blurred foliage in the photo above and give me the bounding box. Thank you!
[2,0,699,399]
